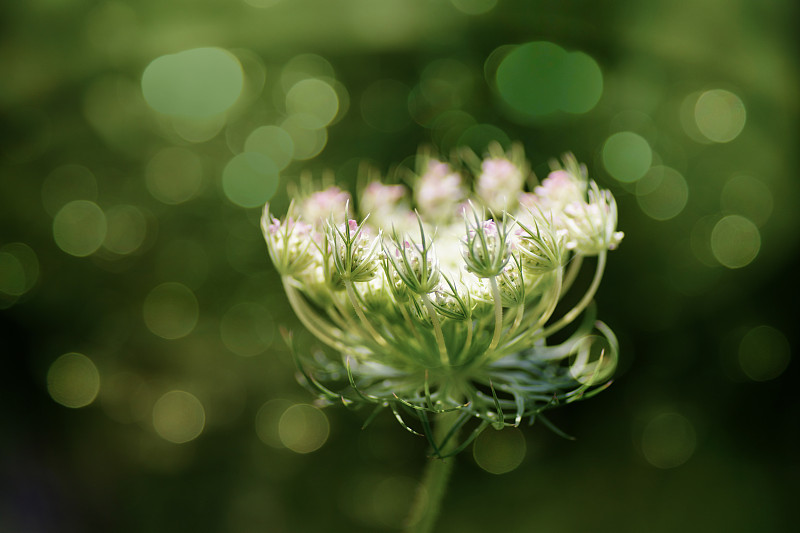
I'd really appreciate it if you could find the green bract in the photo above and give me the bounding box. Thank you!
[263,144,624,456]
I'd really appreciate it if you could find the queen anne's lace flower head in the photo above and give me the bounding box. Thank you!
[263,144,623,455]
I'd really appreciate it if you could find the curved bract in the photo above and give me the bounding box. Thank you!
[263,143,624,456]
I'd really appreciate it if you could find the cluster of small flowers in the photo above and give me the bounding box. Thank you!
[263,143,622,450]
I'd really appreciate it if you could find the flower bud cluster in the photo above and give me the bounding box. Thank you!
[384,223,440,297]
[461,210,511,278]
[328,218,382,283]
[263,144,623,454]
[262,210,315,276]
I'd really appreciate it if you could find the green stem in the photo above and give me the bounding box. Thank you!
[541,250,606,338]
[488,276,503,352]
[405,412,459,533]
[422,294,449,366]
[345,280,387,346]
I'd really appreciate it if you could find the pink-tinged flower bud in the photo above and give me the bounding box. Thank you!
[328,218,382,284]
[360,182,414,231]
[477,157,524,213]
[415,160,464,223]
[533,169,586,212]
[461,209,511,278]
[561,183,624,255]
[299,186,352,226]
[261,206,316,276]
[362,182,406,213]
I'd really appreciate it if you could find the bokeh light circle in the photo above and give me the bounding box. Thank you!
[738,325,791,382]
[141,47,243,117]
[221,152,279,208]
[281,115,328,160]
[285,78,339,128]
[145,147,204,204]
[171,114,226,143]
[602,131,652,183]
[641,412,696,469]
[152,390,206,443]
[47,353,100,408]
[280,54,335,94]
[143,282,199,339]
[473,427,526,474]
[53,200,107,257]
[220,302,274,356]
[710,215,760,269]
[496,42,602,118]
[255,398,293,448]
[694,89,746,143]
[560,52,604,113]
[103,205,148,255]
[244,126,294,170]
[635,166,689,220]
[278,403,330,454]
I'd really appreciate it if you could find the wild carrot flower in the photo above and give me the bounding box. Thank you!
[263,143,622,455]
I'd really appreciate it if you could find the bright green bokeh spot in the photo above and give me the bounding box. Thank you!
[143,282,199,339]
[47,353,100,408]
[473,427,526,474]
[222,152,279,208]
[103,205,147,255]
[285,78,339,128]
[636,166,689,221]
[53,200,107,257]
[738,325,791,382]
[244,126,294,170]
[280,54,335,93]
[281,115,328,160]
[145,147,204,205]
[497,42,566,117]
[602,131,652,183]
[496,42,602,118]
[711,215,760,269]
[694,89,746,143]
[153,390,205,443]
[171,114,226,143]
[278,404,330,454]
[220,302,274,357]
[255,399,293,448]
[141,47,243,117]
[561,52,603,113]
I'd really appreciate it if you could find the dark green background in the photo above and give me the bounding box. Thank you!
[1,0,797,531]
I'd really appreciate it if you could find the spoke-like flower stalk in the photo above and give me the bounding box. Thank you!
[262,144,624,457]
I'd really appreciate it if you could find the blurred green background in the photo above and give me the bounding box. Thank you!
[1,0,798,531]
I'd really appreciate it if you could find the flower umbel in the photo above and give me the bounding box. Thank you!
[263,145,623,456]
